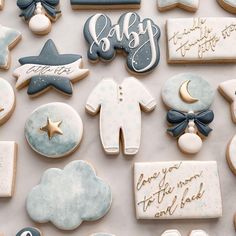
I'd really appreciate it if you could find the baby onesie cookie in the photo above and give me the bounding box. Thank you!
[17,0,61,35]
[16,227,42,236]
[167,17,236,63]
[157,0,199,12]
[134,161,222,219]
[86,77,156,156]
[217,0,236,13]
[71,0,140,9]
[162,73,215,154]
[25,102,83,158]
[0,142,17,197]
[0,79,15,126]
[27,160,112,230]
[14,39,89,97]
[84,12,161,74]
[0,25,21,70]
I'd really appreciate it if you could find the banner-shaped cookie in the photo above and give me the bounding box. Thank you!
[134,161,222,219]
[167,17,236,63]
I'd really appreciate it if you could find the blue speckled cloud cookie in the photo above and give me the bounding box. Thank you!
[27,160,112,230]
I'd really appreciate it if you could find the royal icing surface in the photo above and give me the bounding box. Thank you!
[0,142,17,197]
[86,77,156,155]
[25,102,83,158]
[84,12,161,74]
[157,0,199,11]
[189,230,209,236]
[218,0,236,13]
[134,161,222,219]
[167,17,236,63]
[227,134,236,175]
[161,230,209,236]
[0,79,15,125]
[27,160,112,230]
[14,39,89,96]
[16,228,41,236]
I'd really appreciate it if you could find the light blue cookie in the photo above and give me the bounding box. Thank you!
[162,73,214,112]
[26,160,112,230]
[25,102,83,158]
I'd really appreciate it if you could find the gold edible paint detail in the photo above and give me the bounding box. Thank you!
[40,117,63,140]
[179,80,199,104]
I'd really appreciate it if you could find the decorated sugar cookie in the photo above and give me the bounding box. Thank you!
[157,0,199,12]
[14,39,89,97]
[86,77,156,155]
[0,25,21,70]
[0,142,17,197]
[162,73,215,154]
[25,102,83,158]
[84,12,161,74]
[71,0,140,9]
[16,227,42,236]
[189,231,209,236]
[17,0,61,35]
[217,0,236,13]
[0,79,15,125]
[27,160,112,230]
[161,230,209,236]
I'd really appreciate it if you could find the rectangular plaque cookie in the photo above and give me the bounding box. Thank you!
[167,17,236,63]
[0,141,17,197]
[134,161,222,219]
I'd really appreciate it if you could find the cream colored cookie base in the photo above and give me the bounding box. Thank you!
[157,2,199,12]
[217,0,236,13]
[0,142,17,197]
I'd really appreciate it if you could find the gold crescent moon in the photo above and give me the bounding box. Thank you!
[179,80,199,103]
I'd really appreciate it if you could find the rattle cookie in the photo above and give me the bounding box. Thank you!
[25,102,83,158]
[86,77,156,156]
[157,0,199,12]
[84,12,161,74]
[162,73,215,154]
[0,79,15,126]
[217,0,236,13]
[17,0,61,35]
[16,228,42,236]
[27,160,112,230]
[161,230,209,236]
[14,39,89,97]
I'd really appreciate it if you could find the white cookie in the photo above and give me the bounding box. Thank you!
[161,230,181,236]
[217,0,236,13]
[189,230,209,236]
[134,161,222,219]
[0,141,17,197]
[157,0,199,12]
[86,77,156,156]
[167,17,236,63]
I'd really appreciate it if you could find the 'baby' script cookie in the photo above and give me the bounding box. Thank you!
[84,12,161,74]
[167,17,236,63]
[134,161,222,219]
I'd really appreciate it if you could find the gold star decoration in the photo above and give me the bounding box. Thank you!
[40,117,63,140]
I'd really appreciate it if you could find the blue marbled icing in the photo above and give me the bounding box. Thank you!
[26,160,112,231]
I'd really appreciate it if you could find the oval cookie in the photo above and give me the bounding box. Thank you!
[25,102,83,158]
[0,79,15,125]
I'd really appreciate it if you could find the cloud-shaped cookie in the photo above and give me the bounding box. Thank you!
[26,160,112,230]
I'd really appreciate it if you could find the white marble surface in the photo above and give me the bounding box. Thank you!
[0,1,236,236]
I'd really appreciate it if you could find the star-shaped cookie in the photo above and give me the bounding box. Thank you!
[13,39,89,97]
[0,25,21,69]
[157,0,199,11]
[217,0,236,13]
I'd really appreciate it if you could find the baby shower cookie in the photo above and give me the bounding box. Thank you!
[86,77,156,155]
[134,161,222,219]
[157,0,199,12]
[17,0,61,35]
[27,160,112,230]
[217,0,236,13]
[0,25,21,70]
[167,17,236,63]
[84,12,161,74]
[25,102,83,158]
[161,230,209,236]
[162,73,215,154]
[71,0,140,9]
[14,39,89,97]
[16,227,42,236]
[0,79,15,126]
[0,142,17,197]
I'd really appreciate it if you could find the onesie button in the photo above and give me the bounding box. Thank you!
[120,98,123,102]
[119,86,122,90]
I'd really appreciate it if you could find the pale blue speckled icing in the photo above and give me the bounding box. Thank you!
[26,160,112,231]
[25,102,83,158]
[162,73,215,112]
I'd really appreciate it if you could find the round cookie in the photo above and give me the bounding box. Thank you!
[91,234,115,236]
[25,102,83,158]
[227,134,236,175]
[0,79,15,125]
[162,73,214,112]
[16,227,42,236]
[217,0,236,13]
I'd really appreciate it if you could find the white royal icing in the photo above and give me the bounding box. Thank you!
[158,0,199,11]
[161,230,181,236]
[134,161,222,219]
[167,17,236,63]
